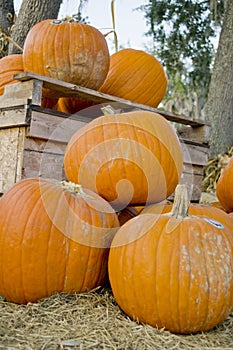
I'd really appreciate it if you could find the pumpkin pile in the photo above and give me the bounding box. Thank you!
[1,18,233,337]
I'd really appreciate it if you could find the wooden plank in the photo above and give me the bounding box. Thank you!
[0,127,25,193]
[0,80,35,108]
[181,141,209,166]
[24,137,66,156]
[22,149,65,180]
[14,72,207,127]
[0,107,29,128]
[176,124,210,144]
[28,109,88,143]
[183,163,204,176]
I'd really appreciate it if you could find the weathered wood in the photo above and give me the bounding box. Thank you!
[0,80,35,108]
[0,106,29,128]
[181,141,209,166]
[0,127,25,193]
[24,137,66,156]
[28,109,88,143]
[14,72,206,127]
[22,149,65,180]
[176,124,210,144]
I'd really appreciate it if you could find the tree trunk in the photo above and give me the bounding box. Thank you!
[0,0,15,57]
[205,0,233,157]
[8,0,63,54]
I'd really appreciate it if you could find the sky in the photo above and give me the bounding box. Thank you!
[14,0,150,54]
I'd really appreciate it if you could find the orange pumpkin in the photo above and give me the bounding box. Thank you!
[64,109,183,210]
[108,185,233,334]
[0,178,119,304]
[98,48,168,107]
[0,54,24,95]
[23,19,110,92]
[56,96,97,114]
[216,156,233,212]
[141,199,233,231]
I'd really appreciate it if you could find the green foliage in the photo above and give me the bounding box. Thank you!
[138,0,224,110]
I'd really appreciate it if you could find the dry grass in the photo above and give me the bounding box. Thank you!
[0,286,232,350]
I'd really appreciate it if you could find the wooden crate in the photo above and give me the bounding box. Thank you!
[0,72,210,201]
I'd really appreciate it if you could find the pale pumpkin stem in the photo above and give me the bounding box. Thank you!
[61,180,94,198]
[101,105,121,115]
[171,184,190,219]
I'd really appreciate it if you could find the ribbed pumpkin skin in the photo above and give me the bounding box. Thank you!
[108,213,233,334]
[216,157,233,212]
[98,48,168,107]
[0,54,24,94]
[23,19,110,90]
[56,96,96,114]
[141,201,233,230]
[64,110,183,209]
[0,178,119,304]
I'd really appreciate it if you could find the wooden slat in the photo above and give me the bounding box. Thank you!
[28,109,88,142]
[22,149,65,180]
[14,72,207,127]
[0,107,29,128]
[176,124,210,144]
[24,137,66,156]
[181,141,209,166]
[0,80,35,108]
[0,127,25,193]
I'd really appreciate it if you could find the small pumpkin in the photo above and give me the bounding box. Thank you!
[216,156,233,212]
[98,48,168,107]
[0,54,24,95]
[108,184,233,334]
[64,109,183,210]
[0,178,119,304]
[23,18,110,95]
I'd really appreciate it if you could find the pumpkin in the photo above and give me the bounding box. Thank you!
[216,156,233,212]
[41,96,59,110]
[0,54,24,95]
[141,199,233,231]
[23,19,110,94]
[98,48,168,107]
[108,184,233,334]
[0,178,119,304]
[211,201,229,212]
[56,96,97,114]
[63,109,183,210]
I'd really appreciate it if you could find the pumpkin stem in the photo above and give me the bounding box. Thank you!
[61,181,94,199]
[101,105,121,115]
[171,184,190,219]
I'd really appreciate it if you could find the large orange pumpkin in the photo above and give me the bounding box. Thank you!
[23,19,110,91]
[0,54,24,95]
[64,109,183,210]
[0,178,119,304]
[98,48,168,107]
[108,185,233,334]
[216,156,233,212]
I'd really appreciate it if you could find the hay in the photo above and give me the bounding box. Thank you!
[0,287,232,349]
[201,146,233,194]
